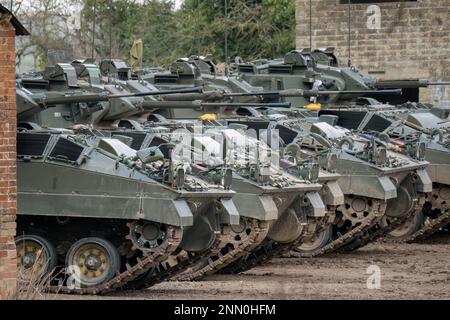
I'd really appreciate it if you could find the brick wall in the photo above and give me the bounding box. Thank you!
[296,0,450,104]
[0,17,17,300]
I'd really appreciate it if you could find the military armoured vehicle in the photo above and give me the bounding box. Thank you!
[235,49,449,108]
[16,125,244,294]
[15,84,247,294]
[316,104,450,240]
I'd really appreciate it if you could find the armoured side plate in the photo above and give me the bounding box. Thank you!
[17,193,142,219]
[427,164,450,186]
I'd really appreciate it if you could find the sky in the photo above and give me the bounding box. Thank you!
[174,0,184,10]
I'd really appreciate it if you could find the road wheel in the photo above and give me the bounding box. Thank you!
[65,237,120,288]
[16,234,57,283]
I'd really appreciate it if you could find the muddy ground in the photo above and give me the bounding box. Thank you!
[52,234,450,300]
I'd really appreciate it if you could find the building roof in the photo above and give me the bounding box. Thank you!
[0,4,29,36]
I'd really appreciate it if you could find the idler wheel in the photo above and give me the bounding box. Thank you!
[65,237,120,288]
[388,211,424,238]
[296,225,333,253]
[16,235,57,284]
[267,209,303,244]
[179,215,215,252]
[386,186,414,218]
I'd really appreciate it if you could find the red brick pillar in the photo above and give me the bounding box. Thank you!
[0,19,17,300]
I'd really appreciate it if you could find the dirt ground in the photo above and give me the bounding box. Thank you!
[52,233,450,300]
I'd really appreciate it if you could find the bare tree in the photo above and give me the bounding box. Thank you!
[14,0,81,70]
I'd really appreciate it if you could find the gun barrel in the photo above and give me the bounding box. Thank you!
[31,93,109,106]
[29,87,205,107]
[224,89,402,98]
[224,91,280,97]
[108,87,204,99]
[402,120,431,134]
[141,100,291,109]
[313,89,403,96]
[427,81,450,86]
[202,102,291,108]
[374,79,450,88]
[142,101,201,109]
[162,91,225,102]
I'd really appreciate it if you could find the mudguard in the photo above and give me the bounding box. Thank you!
[338,175,397,200]
[414,169,432,193]
[218,198,240,226]
[179,199,240,252]
[305,192,326,217]
[232,194,278,221]
[141,198,194,226]
[320,180,345,207]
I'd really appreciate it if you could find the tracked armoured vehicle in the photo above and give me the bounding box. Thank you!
[15,84,244,294]
[317,104,450,240]
[235,49,449,107]
[16,126,242,294]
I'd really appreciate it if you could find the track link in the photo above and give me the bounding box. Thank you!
[123,230,231,290]
[338,195,425,252]
[173,219,269,281]
[217,229,311,275]
[404,210,450,242]
[291,199,386,258]
[403,186,450,242]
